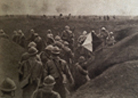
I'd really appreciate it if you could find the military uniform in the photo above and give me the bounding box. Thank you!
[78,34,87,45]
[62,46,74,67]
[20,47,43,98]
[12,31,20,43]
[32,89,61,98]
[31,75,61,98]
[18,30,25,47]
[43,56,74,98]
[75,56,90,82]
[34,36,43,53]
[0,30,9,39]
[61,30,74,50]
[46,33,55,45]
[40,45,54,65]
[106,32,116,46]
[78,31,88,45]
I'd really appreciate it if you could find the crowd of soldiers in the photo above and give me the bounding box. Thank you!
[0,25,116,98]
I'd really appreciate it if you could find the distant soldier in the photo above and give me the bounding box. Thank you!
[99,27,109,48]
[18,30,25,47]
[0,78,17,98]
[20,47,43,98]
[46,29,55,45]
[61,25,74,50]
[106,32,116,46]
[0,29,9,39]
[34,35,43,53]
[31,75,61,98]
[54,35,64,49]
[12,30,20,43]
[55,35,63,43]
[75,56,90,82]
[78,31,88,46]
[43,46,74,98]
[28,29,38,42]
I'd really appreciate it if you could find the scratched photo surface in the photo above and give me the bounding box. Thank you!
[0,0,138,98]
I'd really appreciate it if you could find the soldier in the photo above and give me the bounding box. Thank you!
[61,25,74,50]
[75,56,90,82]
[62,41,74,67]
[43,46,74,98]
[31,75,61,98]
[99,27,109,48]
[54,36,64,49]
[40,45,54,65]
[28,29,37,42]
[91,30,97,36]
[0,29,9,39]
[46,29,55,45]
[20,47,43,98]
[27,41,37,49]
[0,78,16,98]
[34,35,43,53]
[55,35,63,43]
[12,30,20,43]
[78,31,88,46]
[18,30,25,47]
[106,32,116,46]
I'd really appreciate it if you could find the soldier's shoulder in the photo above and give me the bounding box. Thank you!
[59,58,67,64]
[51,91,61,97]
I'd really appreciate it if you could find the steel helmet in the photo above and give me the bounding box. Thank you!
[110,32,114,35]
[91,30,95,33]
[64,41,69,46]
[28,47,38,55]
[30,29,35,32]
[79,56,85,62]
[13,31,17,34]
[34,33,39,37]
[101,27,106,31]
[65,25,70,30]
[45,45,54,51]
[54,41,63,48]
[47,29,52,33]
[55,35,61,41]
[0,29,4,33]
[43,75,56,86]
[82,31,87,35]
[51,46,60,55]
[28,41,37,48]
[0,78,16,92]
[18,30,22,33]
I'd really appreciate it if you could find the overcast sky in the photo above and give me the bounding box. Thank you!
[0,0,138,15]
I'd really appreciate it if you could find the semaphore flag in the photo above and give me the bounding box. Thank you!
[82,33,93,52]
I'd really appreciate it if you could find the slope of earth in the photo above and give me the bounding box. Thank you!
[0,38,25,98]
[71,60,138,98]
[74,31,138,88]
[88,32,138,79]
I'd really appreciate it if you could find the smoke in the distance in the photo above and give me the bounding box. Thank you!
[0,0,138,15]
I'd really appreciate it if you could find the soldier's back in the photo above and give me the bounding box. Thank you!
[32,89,61,98]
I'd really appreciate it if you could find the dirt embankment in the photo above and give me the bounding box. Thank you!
[71,32,138,98]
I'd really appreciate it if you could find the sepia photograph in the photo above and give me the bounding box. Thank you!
[0,0,138,98]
